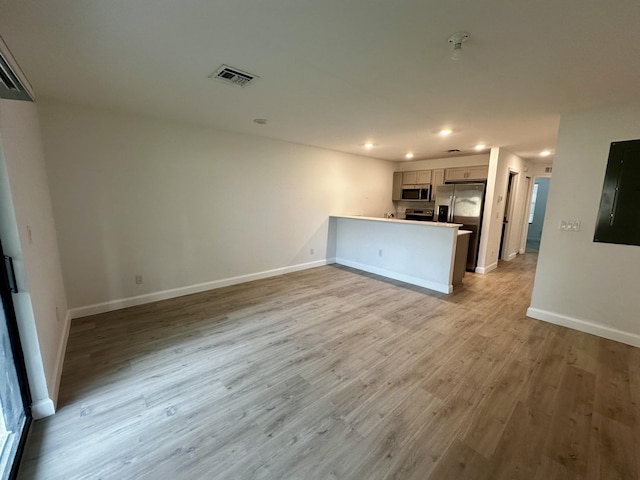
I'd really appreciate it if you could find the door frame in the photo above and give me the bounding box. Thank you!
[519,174,552,253]
[0,239,32,480]
[500,170,519,260]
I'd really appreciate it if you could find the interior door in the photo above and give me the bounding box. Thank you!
[0,239,31,479]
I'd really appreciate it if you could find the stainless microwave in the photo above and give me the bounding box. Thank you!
[401,184,431,201]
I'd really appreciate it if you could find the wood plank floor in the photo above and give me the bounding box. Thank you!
[18,254,640,479]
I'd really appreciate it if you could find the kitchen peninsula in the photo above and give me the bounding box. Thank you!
[330,216,470,294]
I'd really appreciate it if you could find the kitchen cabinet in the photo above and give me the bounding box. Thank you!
[432,169,445,188]
[402,170,431,185]
[444,165,489,181]
[430,169,445,201]
[402,171,418,184]
[416,170,431,184]
[392,172,403,201]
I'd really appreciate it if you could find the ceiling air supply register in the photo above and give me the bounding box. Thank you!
[210,65,258,87]
[0,53,32,101]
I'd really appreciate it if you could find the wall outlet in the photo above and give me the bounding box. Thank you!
[310,248,314,255]
[135,274,144,285]
[378,249,383,257]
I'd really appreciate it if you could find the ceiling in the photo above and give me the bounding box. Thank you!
[1,1,639,163]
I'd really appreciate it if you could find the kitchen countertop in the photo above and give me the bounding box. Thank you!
[332,215,463,228]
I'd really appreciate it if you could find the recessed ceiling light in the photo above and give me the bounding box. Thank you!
[540,150,551,157]
[474,144,486,151]
[405,153,414,159]
[364,143,374,149]
[253,118,268,125]
[439,129,452,136]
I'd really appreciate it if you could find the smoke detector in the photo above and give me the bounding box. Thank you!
[210,65,258,87]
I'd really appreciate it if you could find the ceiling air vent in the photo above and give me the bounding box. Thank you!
[447,149,461,153]
[0,53,32,101]
[210,65,258,87]
[545,166,553,173]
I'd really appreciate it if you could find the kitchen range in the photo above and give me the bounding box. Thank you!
[404,208,434,222]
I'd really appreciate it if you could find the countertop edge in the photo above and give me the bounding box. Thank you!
[331,215,462,228]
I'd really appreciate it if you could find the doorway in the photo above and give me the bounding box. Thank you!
[500,171,518,260]
[0,239,31,479]
[526,178,551,252]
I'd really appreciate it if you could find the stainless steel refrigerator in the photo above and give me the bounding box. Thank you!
[435,183,485,271]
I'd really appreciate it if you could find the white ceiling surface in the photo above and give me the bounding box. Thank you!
[1,1,640,162]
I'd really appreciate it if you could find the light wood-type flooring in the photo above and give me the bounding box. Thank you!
[18,254,640,479]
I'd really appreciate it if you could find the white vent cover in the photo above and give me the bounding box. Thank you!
[210,65,258,87]
[545,166,553,173]
[0,53,32,101]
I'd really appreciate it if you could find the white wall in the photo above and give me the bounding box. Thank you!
[0,99,68,417]
[528,162,553,177]
[38,102,396,314]
[394,153,489,172]
[476,147,529,272]
[528,103,640,347]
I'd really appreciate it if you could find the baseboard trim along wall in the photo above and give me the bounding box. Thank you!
[69,259,333,319]
[475,262,497,275]
[51,310,72,409]
[335,258,452,294]
[31,398,55,419]
[526,307,640,348]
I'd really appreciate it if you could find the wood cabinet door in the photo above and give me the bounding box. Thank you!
[432,169,445,187]
[416,170,431,184]
[466,165,489,180]
[392,172,403,201]
[444,167,467,182]
[403,171,418,184]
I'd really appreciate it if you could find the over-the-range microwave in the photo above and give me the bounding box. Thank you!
[401,184,431,201]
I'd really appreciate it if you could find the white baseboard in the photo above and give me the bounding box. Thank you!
[31,398,55,419]
[526,307,640,348]
[335,258,452,294]
[518,248,525,254]
[69,259,333,319]
[504,252,518,261]
[475,262,497,274]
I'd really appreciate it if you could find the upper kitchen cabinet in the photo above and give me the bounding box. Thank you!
[432,169,445,188]
[416,170,431,184]
[445,165,489,182]
[402,170,431,185]
[392,172,403,201]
